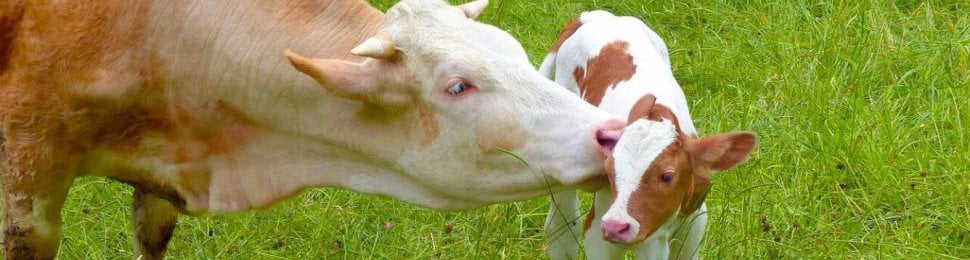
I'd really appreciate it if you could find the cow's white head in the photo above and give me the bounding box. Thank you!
[599,95,756,244]
[285,0,623,209]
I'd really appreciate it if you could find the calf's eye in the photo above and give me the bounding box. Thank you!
[660,171,674,183]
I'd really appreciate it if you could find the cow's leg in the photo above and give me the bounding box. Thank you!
[1,155,73,259]
[544,190,581,260]
[131,189,178,260]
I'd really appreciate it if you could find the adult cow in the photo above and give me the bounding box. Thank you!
[0,0,624,258]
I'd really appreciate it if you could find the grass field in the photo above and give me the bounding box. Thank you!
[45,0,970,258]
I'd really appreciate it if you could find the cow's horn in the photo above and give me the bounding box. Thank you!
[458,0,488,19]
[350,32,397,59]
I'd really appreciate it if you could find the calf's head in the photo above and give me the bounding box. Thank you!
[599,95,755,244]
[285,0,622,209]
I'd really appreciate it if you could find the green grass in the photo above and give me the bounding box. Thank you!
[48,0,970,258]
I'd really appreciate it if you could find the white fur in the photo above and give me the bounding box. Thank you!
[71,0,621,213]
[542,10,707,259]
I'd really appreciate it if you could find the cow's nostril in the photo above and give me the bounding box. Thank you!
[596,131,618,150]
[594,119,624,156]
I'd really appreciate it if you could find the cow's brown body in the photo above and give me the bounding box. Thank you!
[0,1,382,258]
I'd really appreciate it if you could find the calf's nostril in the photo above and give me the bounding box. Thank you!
[601,220,632,237]
[617,223,630,234]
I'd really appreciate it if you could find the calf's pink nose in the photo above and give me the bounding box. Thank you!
[601,220,632,243]
[594,119,625,157]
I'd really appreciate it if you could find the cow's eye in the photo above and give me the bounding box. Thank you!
[447,81,471,95]
[660,171,674,183]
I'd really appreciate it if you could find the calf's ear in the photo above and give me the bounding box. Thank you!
[687,132,756,171]
[627,94,657,124]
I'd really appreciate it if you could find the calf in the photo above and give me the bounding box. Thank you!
[541,11,756,259]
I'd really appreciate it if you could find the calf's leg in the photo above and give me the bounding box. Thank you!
[669,204,707,260]
[544,190,581,259]
[633,234,671,260]
[583,189,624,259]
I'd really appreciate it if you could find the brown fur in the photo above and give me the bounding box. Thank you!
[678,132,757,215]
[414,101,441,147]
[626,146,693,242]
[354,99,441,148]
[680,173,710,217]
[583,197,596,232]
[0,3,161,254]
[622,104,693,241]
[604,156,617,200]
[0,0,25,73]
[551,18,581,53]
[0,0,384,258]
[475,110,527,154]
[688,133,757,171]
[618,104,755,242]
[132,189,178,260]
[276,0,335,23]
[572,41,637,106]
[2,225,34,259]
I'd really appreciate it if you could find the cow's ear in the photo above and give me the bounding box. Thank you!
[286,50,415,109]
[285,49,377,102]
[458,0,488,19]
[686,132,756,171]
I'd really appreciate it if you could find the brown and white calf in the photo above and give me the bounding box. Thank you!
[541,11,756,259]
[0,0,624,258]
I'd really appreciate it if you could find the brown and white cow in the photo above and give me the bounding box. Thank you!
[0,0,625,258]
[541,11,756,259]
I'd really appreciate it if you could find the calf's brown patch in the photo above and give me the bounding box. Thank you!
[572,41,636,106]
[583,198,596,232]
[625,147,692,242]
[551,18,582,53]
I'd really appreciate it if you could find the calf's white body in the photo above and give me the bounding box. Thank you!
[541,11,707,260]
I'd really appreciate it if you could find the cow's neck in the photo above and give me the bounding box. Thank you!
[85,1,456,213]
